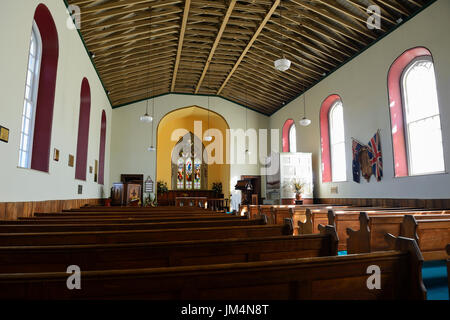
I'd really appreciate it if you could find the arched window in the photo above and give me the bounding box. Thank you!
[23,4,59,172]
[171,133,207,190]
[329,101,347,182]
[16,4,59,171]
[289,124,297,153]
[320,95,346,183]
[282,119,295,152]
[98,110,107,185]
[388,47,445,176]
[19,22,42,168]
[75,78,91,180]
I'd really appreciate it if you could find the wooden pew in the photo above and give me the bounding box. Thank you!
[0,226,338,273]
[347,213,450,260]
[0,236,426,300]
[33,211,224,218]
[297,207,421,237]
[400,215,450,261]
[0,222,294,246]
[249,204,351,222]
[62,206,207,213]
[0,215,249,225]
[313,209,450,251]
[0,216,268,233]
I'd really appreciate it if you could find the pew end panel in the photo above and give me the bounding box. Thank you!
[400,216,450,261]
[346,212,371,255]
[318,224,339,256]
[298,209,313,235]
[384,233,427,300]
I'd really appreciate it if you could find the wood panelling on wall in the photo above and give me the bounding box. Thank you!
[0,199,103,220]
[317,198,450,209]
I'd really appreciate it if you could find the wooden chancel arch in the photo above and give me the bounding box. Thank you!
[171,132,208,190]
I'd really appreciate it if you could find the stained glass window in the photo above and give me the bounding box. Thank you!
[185,158,193,189]
[194,158,201,189]
[177,158,184,189]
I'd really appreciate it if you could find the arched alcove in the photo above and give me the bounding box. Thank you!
[156,106,231,199]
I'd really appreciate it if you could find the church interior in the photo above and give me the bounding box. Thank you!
[0,0,449,303]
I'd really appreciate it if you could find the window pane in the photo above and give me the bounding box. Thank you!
[194,158,201,190]
[25,85,31,100]
[408,116,444,175]
[289,125,296,153]
[403,58,445,175]
[404,60,440,122]
[331,143,346,182]
[19,24,41,169]
[329,101,347,182]
[185,158,193,189]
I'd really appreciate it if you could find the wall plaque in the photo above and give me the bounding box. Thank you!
[0,126,9,143]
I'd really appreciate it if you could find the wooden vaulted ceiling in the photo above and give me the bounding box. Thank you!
[67,0,434,115]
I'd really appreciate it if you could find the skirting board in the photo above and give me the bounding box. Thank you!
[0,198,104,220]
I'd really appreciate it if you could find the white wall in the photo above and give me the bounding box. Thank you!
[270,0,450,199]
[0,0,112,202]
[109,94,270,198]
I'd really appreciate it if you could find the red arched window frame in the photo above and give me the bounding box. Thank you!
[387,47,432,177]
[320,94,342,183]
[98,110,107,185]
[282,119,295,152]
[30,4,59,173]
[75,78,91,180]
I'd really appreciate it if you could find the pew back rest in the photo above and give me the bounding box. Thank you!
[0,239,425,300]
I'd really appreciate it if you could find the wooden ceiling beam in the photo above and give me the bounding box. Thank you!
[194,0,237,94]
[171,0,191,92]
[217,0,280,95]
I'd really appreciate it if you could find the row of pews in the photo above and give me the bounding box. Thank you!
[0,203,448,299]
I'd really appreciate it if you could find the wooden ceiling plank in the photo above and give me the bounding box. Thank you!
[217,0,280,95]
[171,0,191,92]
[194,0,237,93]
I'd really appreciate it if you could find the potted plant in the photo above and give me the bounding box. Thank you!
[292,179,305,201]
[212,182,223,198]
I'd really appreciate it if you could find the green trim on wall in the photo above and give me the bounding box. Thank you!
[272,0,438,117]
[62,0,113,108]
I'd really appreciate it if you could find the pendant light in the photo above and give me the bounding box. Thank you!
[141,15,153,123]
[148,95,156,152]
[204,73,213,142]
[245,89,251,155]
[299,93,311,127]
[274,1,291,72]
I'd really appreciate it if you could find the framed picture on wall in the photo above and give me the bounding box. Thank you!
[68,154,74,167]
[53,148,60,162]
[94,160,98,182]
[0,126,9,143]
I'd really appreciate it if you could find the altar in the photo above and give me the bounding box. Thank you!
[157,190,220,206]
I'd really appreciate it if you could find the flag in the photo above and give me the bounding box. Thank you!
[352,139,364,183]
[368,131,383,181]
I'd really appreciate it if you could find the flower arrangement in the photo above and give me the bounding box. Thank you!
[212,182,223,195]
[157,181,168,195]
[292,180,304,195]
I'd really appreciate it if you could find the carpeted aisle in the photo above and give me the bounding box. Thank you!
[422,260,449,300]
